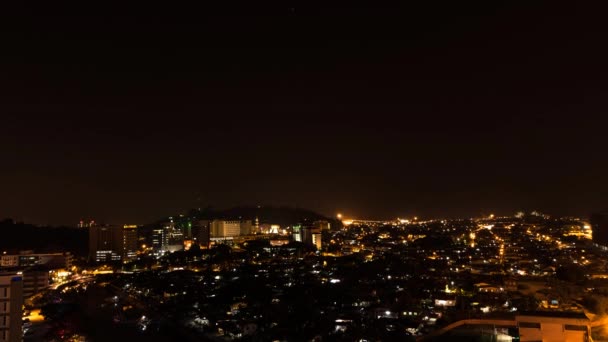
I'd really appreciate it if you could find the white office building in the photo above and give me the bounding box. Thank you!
[0,274,23,342]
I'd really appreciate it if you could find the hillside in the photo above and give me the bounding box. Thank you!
[0,219,88,256]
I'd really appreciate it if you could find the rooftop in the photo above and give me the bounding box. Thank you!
[517,311,588,320]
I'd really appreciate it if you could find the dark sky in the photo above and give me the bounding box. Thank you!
[2,2,608,225]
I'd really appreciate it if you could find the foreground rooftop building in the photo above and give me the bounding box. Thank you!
[422,311,590,342]
[517,311,590,342]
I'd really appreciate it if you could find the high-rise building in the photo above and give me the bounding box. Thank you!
[89,225,138,262]
[89,225,122,262]
[198,220,211,248]
[151,227,168,256]
[300,225,322,251]
[90,225,136,262]
[312,231,322,251]
[292,225,302,242]
[183,221,193,239]
[210,220,242,238]
[122,225,138,262]
[314,220,331,231]
[591,211,608,247]
[254,217,260,234]
[163,222,185,252]
[0,273,23,342]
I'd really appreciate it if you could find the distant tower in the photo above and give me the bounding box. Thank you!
[300,224,322,250]
[152,227,168,255]
[183,222,192,239]
[198,220,211,249]
[254,216,260,234]
[165,221,185,252]
[121,225,139,262]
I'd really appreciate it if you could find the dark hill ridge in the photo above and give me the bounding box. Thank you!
[186,205,331,226]
[0,219,87,256]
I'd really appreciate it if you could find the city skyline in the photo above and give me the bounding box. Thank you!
[2,3,608,225]
[2,208,603,341]
[3,3,608,342]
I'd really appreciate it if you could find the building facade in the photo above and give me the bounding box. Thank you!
[516,312,589,342]
[211,220,243,238]
[314,220,331,231]
[301,225,322,250]
[1,252,72,269]
[292,225,302,242]
[0,257,17,269]
[121,225,138,261]
[89,225,123,262]
[151,227,168,256]
[165,222,185,252]
[0,274,23,342]
[198,220,211,248]
[21,269,49,298]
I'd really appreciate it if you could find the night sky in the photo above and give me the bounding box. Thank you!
[2,2,608,225]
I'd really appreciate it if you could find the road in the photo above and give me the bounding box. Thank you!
[23,309,51,341]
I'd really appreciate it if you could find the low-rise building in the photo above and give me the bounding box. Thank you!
[0,252,72,269]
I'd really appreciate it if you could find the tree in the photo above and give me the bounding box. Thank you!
[582,295,608,315]
[556,265,586,283]
[243,239,270,251]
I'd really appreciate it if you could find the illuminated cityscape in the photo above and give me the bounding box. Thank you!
[3,2,608,342]
[2,210,608,341]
